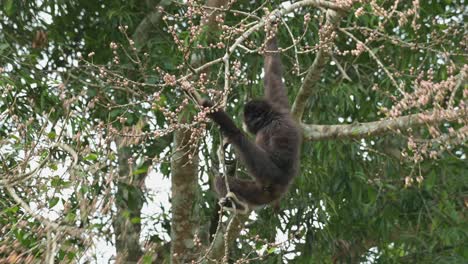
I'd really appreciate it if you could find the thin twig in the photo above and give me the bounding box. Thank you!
[340,28,404,95]
[196,206,225,263]
[5,185,84,236]
[448,69,467,107]
[223,213,237,263]
[281,17,300,74]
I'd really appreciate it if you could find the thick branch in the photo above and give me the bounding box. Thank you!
[301,108,467,141]
[171,1,228,263]
[291,9,344,120]
[133,0,172,47]
[291,49,329,120]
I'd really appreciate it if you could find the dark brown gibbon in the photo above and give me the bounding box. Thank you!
[202,33,301,213]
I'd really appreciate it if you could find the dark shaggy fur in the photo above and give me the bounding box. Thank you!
[203,35,301,213]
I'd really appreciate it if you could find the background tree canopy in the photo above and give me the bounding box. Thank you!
[0,0,466,263]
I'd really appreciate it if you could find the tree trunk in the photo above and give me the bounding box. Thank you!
[170,0,228,263]
[170,119,200,263]
[113,146,145,263]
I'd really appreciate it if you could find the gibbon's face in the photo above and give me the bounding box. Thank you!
[243,99,273,134]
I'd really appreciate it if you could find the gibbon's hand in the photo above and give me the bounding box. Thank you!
[203,99,231,146]
[201,99,241,139]
[201,99,214,108]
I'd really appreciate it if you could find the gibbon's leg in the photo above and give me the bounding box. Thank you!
[219,192,250,214]
[215,176,275,209]
[214,176,249,213]
[231,135,283,183]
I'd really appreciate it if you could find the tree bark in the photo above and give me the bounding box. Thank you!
[302,108,467,141]
[170,0,228,263]
[170,120,200,263]
[133,0,172,47]
[113,146,145,263]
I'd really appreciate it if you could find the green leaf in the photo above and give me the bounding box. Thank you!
[49,197,60,208]
[9,205,19,214]
[0,43,10,52]
[87,87,97,97]
[9,134,20,141]
[110,109,122,118]
[80,185,89,194]
[65,212,76,223]
[51,176,71,188]
[49,163,58,171]
[51,176,63,187]
[4,0,14,16]
[84,153,98,161]
[66,252,76,261]
[267,246,277,254]
[108,153,116,161]
[141,255,153,264]
[160,162,170,175]
[133,166,148,176]
[424,171,436,191]
[130,217,141,224]
[47,131,56,140]
[153,94,167,108]
[122,210,131,219]
[367,187,377,203]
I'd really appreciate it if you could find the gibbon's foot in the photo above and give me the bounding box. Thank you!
[222,137,230,149]
[224,157,235,166]
[219,192,250,214]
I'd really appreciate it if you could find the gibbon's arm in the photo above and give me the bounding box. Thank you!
[204,105,241,138]
[203,102,282,182]
[264,35,289,110]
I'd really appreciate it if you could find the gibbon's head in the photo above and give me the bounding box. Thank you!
[243,99,276,134]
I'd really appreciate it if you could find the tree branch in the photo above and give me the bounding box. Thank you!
[5,185,84,236]
[291,9,344,120]
[301,108,467,141]
[209,214,248,261]
[0,143,78,186]
[178,0,345,84]
[133,0,172,47]
[226,0,343,56]
[339,28,403,95]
